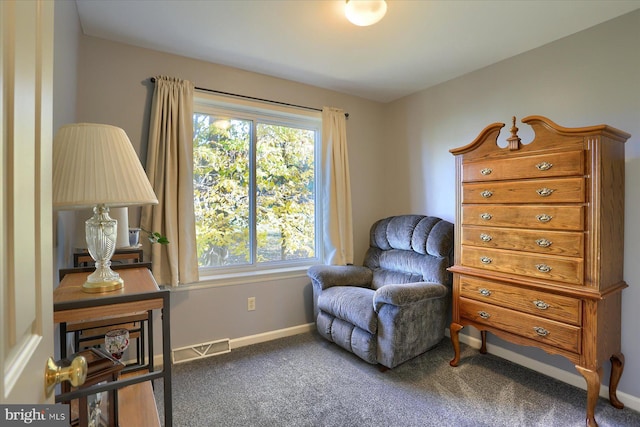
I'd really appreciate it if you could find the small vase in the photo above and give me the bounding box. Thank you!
[128,228,140,247]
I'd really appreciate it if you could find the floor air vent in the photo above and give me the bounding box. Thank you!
[172,338,231,364]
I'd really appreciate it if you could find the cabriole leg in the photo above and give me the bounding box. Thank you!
[609,353,625,409]
[576,365,602,427]
[449,322,463,367]
[480,330,487,354]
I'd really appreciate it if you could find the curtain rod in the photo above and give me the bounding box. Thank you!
[150,77,349,118]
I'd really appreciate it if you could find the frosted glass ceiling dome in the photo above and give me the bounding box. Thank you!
[345,0,387,27]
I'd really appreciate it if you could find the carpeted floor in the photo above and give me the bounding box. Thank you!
[155,331,640,426]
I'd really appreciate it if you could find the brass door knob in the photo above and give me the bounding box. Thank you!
[44,355,87,397]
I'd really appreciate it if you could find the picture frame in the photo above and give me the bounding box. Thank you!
[63,348,123,427]
[83,380,109,427]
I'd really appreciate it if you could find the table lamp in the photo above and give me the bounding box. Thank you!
[53,123,158,293]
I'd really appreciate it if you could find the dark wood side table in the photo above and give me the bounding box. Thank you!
[54,267,172,427]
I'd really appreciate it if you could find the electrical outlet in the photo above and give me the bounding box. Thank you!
[247,297,256,311]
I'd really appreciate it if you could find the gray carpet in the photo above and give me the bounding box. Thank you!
[154,331,640,426]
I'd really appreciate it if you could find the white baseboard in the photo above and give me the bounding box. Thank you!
[229,323,316,349]
[154,323,316,368]
[449,329,640,413]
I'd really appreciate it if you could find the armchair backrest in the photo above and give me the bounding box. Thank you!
[363,215,454,290]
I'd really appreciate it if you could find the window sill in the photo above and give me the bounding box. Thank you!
[170,264,316,292]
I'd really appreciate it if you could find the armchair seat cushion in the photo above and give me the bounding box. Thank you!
[318,286,377,334]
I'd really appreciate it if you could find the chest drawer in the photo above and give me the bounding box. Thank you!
[461,226,583,257]
[458,275,581,325]
[460,246,583,285]
[462,205,584,231]
[462,178,584,204]
[462,150,584,182]
[459,297,581,353]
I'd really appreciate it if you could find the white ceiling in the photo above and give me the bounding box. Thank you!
[75,0,640,103]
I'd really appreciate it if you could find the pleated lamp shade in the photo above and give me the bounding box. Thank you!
[53,123,158,209]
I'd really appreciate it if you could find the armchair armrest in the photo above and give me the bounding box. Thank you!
[307,265,372,291]
[374,282,448,311]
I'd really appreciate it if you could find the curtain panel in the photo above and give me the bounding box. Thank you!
[141,76,199,286]
[321,107,354,265]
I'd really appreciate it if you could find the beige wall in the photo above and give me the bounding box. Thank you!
[75,36,387,263]
[74,35,388,348]
[64,3,640,403]
[53,0,79,130]
[53,0,81,279]
[385,10,640,398]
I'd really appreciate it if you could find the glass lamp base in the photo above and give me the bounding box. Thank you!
[82,278,124,293]
[82,204,125,293]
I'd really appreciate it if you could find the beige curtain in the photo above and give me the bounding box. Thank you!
[140,76,199,286]
[321,107,354,265]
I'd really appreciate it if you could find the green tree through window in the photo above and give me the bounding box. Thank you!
[193,104,319,271]
[256,123,315,262]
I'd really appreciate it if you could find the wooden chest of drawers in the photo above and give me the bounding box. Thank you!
[448,116,630,427]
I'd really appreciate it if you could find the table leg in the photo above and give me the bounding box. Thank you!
[449,322,463,367]
[147,310,154,373]
[60,323,68,359]
[576,364,602,427]
[480,330,487,354]
[609,353,625,409]
[162,294,172,427]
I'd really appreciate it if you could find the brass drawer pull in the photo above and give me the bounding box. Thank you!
[535,264,552,273]
[480,257,492,264]
[480,233,492,242]
[536,214,553,223]
[536,188,555,197]
[479,288,492,297]
[478,311,491,320]
[480,190,493,198]
[536,161,553,171]
[480,213,492,221]
[536,238,552,248]
[533,327,550,337]
[480,168,492,176]
[533,300,550,310]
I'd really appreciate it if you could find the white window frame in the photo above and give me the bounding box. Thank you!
[193,92,323,285]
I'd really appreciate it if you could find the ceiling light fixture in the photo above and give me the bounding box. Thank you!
[345,0,387,27]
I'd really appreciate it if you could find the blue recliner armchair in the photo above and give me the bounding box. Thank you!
[307,215,454,369]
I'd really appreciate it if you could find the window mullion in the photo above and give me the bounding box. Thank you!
[249,119,257,265]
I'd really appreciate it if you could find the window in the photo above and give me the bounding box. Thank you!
[193,94,322,275]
